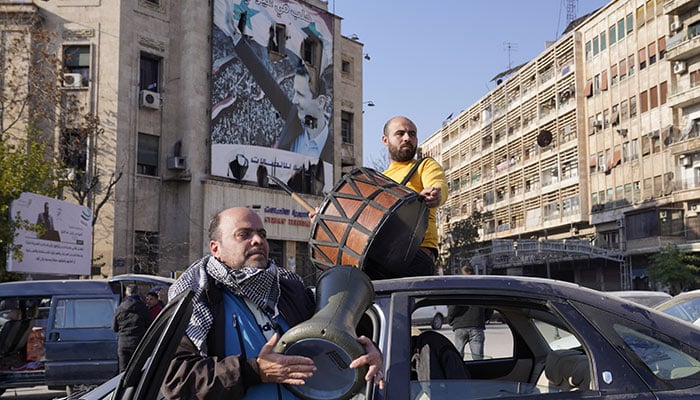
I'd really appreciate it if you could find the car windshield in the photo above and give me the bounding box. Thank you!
[658,297,700,324]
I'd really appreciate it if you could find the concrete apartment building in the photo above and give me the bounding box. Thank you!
[427,0,700,290]
[1,0,364,285]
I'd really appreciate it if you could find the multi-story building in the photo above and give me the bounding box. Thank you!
[0,0,364,285]
[428,0,700,290]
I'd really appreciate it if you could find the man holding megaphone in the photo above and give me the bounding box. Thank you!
[162,207,384,399]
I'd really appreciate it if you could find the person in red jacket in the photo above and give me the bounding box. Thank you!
[145,291,163,322]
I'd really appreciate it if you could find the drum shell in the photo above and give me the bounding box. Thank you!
[309,167,428,272]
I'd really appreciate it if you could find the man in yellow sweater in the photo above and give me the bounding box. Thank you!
[369,116,447,279]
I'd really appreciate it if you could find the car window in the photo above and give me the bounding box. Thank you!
[533,320,581,350]
[661,297,700,324]
[614,324,700,380]
[411,303,514,361]
[406,297,598,399]
[53,298,115,328]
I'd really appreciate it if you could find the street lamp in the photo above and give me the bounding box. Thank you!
[363,100,375,107]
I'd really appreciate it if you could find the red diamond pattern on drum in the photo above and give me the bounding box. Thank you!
[344,226,369,257]
[313,245,339,264]
[314,223,337,243]
[322,220,348,242]
[336,197,363,219]
[356,204,382,231]
[323,199,342,217]
[354,180,379,198]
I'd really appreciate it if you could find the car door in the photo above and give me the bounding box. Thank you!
[111,289,194,400]
[44,293,120,386]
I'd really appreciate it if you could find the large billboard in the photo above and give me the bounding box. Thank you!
[211,0,335,196]
[7,192,93,276]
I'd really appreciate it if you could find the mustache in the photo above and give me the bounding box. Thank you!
[245,247,267,257]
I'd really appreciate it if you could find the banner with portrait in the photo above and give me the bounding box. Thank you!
[211,0,335,195]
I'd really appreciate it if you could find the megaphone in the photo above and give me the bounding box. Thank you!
[274,266,374,400]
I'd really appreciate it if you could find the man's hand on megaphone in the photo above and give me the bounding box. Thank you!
[350,335,385,390]
[256,333,317,385]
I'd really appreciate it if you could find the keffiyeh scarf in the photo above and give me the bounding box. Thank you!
[169,255,303,352]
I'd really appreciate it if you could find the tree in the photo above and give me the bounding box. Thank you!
[443,210,492,275]
[648,243,700,295]
[0,137,60,282]
[2,8,122,278]
[367,149,389,172]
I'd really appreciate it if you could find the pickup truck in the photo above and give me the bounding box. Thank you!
[0,274,173,395]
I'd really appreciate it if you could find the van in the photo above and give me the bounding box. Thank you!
[0,274,173,395]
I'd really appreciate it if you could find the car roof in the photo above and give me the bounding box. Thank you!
[655,289,700,310]
[108,274,175,286]
[371,275,661,311]
[0,279,113,297]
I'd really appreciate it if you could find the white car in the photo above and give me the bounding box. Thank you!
[655,289,700,326]
[411,304,448,329]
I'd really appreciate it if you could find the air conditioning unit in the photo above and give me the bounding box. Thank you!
[673,61,687,75]
[63,73,83,88]
[681,156,693,167]
[671,21,683,32]
[139,90,161,110]
[166,156,186,170]
[593,121,603,129]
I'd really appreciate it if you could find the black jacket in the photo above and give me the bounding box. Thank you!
[446,305,493,330]
[162,275,315,400]
[112,295,150,349]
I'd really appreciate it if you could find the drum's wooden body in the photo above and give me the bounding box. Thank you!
[309,167,428,272]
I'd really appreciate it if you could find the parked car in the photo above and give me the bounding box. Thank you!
[0,274,173,396]
[654,289,700,326]
[69,275,700,399]
[411,304,448,329]
[606,290,672,307]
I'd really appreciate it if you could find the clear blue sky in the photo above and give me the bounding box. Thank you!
[331,0,609,166]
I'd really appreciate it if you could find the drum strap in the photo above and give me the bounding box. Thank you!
[400,157,432,186]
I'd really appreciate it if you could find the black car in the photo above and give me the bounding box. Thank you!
[72,275,700,399]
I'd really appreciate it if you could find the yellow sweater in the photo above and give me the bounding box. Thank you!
[383,158,448,249]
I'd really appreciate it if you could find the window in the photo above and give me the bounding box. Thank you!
[140,53,161,92]
[341,111,353,144]
[585,41,592,59]
[660,81,667,105]
[593,36,600,55]
[619,18,627,39]
[53,298,115,329]
[640,90,649,113]
[639,48,647,70]
[628,54,635,76]
[341,60,351,74]
[302,37,321,68]
[61,129,87,172]
[650,85,658,109]
[134,231,159,275]
[268,24,287,55]
[137,133,159,176]
[63,45,90,87]
[609,25,617,45]
[648,42,656,65]
[630,95,637,117]
[600,32,607,51]
[626,13,634,33]
[658,36,666,60]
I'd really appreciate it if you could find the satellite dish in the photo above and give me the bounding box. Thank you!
[537,130,553,147]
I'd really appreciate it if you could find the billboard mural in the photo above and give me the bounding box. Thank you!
[211,0,335,195]
[8,192,93,276]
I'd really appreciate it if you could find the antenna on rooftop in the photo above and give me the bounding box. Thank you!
[566,0,578,25]
[503,42,518,70]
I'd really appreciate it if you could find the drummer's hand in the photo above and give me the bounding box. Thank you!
[256,333,316,385]
[309,207,320,220]
[420,186,441,208]
[350,335,385,390]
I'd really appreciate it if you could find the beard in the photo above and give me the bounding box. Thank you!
[389,143,416,162]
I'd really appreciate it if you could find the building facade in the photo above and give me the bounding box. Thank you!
[1,0,364,285]
[427,0,700,290]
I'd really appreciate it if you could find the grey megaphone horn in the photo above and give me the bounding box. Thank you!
[274,265,374,400]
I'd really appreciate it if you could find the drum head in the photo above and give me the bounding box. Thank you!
[283,338,364,400]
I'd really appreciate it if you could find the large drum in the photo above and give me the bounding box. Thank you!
[309,167,428,275]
